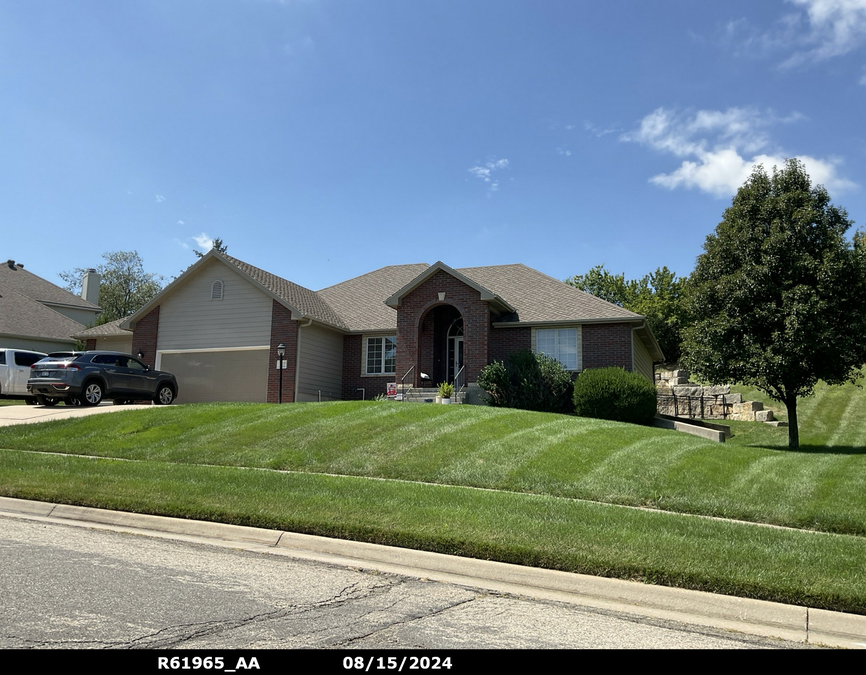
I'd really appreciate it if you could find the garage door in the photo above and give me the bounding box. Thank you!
[158,349,270,403]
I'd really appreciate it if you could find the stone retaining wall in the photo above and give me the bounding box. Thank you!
[655,369,774,422]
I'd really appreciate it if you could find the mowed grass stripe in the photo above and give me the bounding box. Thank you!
[1,398,865,534]
[2,449,866,614]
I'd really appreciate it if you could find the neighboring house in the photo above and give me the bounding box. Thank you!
[0,259,101,352]
[122,251,664,404]
[74,318,134,354]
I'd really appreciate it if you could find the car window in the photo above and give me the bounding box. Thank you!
[14,352,44,367]
[0,352,5,365]
[126,358,147,371]
[93,354,121,366]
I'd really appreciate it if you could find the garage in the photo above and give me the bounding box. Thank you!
[157,348,270,403]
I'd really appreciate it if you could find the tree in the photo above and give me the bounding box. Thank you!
[680,159,866,449]
[567,265,688,362]
[60,251,165,324]
[194,237,227,258]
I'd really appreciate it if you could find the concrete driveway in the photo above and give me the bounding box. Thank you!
[0,402,150,427]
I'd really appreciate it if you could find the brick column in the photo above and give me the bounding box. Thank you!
[267,301,299,403]
[131,307,160,368]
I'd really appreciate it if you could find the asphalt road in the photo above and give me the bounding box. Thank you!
[0,515,810,651]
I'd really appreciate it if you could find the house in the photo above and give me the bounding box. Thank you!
[122,251,664,404]
[0,259,101,352]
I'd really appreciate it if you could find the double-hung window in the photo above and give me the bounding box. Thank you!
[366,336,396,375]
[535,327,579,371]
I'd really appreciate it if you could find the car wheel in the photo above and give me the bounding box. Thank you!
[36,395,58,407]
[154,384,175,405]
[80,382,104,407]
[25,397,37,405]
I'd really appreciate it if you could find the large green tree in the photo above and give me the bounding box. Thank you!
[567,265,687,362]
[60,251,165,324]
[681,159,866,449]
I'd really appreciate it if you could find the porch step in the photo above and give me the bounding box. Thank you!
[396,387,466,404]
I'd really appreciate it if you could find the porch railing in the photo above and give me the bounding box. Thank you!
[453,364,466,401]
[399,364,415,402]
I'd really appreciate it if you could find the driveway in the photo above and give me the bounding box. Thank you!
[0,402,149,427]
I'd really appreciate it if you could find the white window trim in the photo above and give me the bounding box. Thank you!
[532,325,582,372]
[363,335,397,376]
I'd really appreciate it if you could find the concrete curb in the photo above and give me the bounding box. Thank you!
[2,495,864,648]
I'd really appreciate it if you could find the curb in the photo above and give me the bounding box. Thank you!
[2,495,864,648]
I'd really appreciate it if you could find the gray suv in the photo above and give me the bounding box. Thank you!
[27,351,178,407]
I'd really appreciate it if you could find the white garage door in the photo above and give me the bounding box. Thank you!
[158,349,270,403]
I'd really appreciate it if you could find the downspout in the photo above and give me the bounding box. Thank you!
[294,318,313,402]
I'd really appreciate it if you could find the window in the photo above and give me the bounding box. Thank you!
[535,327,579,371]
[211,280,224,300]
[365,336,396,375]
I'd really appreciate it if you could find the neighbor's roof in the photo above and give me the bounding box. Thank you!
[0,287,84,343]
[72,317,132,339]
[0,259,100,311]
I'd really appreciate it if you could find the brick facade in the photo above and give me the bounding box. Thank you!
[131,306,160,368]
[582,323,633,371]
[267,300,298,403]
[84,339,97,351]
[341,334,393,400]
[395,270,492,387]
[489,326,531,363]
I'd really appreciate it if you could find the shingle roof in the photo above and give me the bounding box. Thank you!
[72,317,131,339]
[220,254,348,329]
[189,254,643,333]
[456,264,642,323]
[0,287,85,343]
[318,264,430,332]
[0,260,100,310]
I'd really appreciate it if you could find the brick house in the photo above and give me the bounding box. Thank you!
[121,251,663,404]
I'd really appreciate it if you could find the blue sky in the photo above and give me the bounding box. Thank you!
[3,0,866,292]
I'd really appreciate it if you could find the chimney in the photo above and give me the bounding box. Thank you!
[81,269,101,305]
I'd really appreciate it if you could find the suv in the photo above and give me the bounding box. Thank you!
[0,348,47,403]
[27,351,178,407]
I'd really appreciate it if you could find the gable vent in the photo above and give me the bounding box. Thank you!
[211,280,224,300]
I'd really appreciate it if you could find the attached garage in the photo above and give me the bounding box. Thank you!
[157,348,270,403]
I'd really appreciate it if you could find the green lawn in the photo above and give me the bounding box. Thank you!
[1,400,864,534]
[0,391,864,613]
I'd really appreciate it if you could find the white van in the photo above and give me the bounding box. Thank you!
[0,349,47,403]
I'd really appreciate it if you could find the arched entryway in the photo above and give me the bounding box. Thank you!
[417,304,464,386]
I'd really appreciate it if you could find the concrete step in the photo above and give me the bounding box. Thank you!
[397,388,466,404]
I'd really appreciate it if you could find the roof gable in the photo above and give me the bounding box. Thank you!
[385,261,515,314]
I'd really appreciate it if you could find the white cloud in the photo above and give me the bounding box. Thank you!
[583,121,619,138]
[155,194,165,203]
[192,233,214,251]
[556,146,572,157]
[177,220,185,225]
[783,0,866,65]
[725,0,866,73]
[468,158,509,196]
[623,106,856,196]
